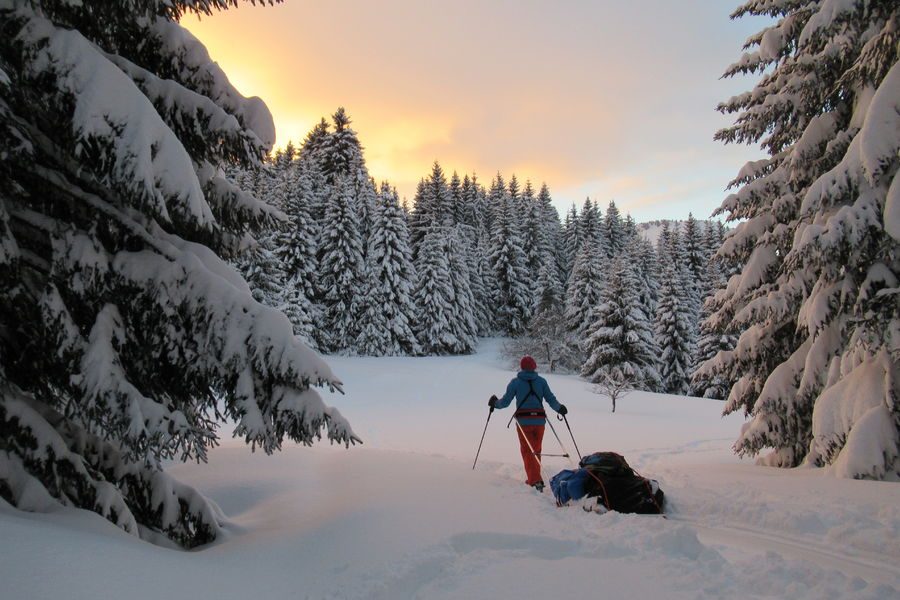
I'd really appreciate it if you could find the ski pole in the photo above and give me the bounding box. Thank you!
[547,416,577,467]
[545,417,566,456]
[561,414,582,462]
[472,405,494,470]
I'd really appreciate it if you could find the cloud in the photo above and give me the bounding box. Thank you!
[187,1,769,221]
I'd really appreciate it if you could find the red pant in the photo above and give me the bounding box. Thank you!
[516,424,545,485]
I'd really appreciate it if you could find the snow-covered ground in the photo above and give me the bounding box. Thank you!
[2,339,899,599]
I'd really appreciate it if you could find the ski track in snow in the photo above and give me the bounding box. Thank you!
[2,339,898,599]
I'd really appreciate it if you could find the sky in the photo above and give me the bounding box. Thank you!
[186,1,769,222]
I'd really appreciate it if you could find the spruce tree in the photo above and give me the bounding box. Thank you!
[273,162,321,313]
[318,175,365,353]
[527,262,574,372]
[656,220,673,265]
[604,200,625,258]
[408,178,430,258]
[444,226,478,353]
[682,213,706,288]
[236,234,285,308]
[359,183,420,356]
[655,263,695,395]
[319,108,374,244]
[691,257,736,399]
[468,236,494,336]
[564,239,604,338]
[581,257,660,391]
[459,174,482,233]
[508,173,522,213]
[414,228,457,354]
[321,107,361,184]
[487,178,531,335]
[562,203,580,279]
[355,268,391,357]
[523,189,546,277]
[299,118,331,223]
[537,183,566,279]
[0,0,356,547]
[279,278,319,350]
[701,220,718,265]
[578,198,603,255]
[703,0,899,478]
[448,171,463,225]
[634,236,661,308]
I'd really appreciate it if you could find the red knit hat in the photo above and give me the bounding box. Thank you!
[520,355,537,371]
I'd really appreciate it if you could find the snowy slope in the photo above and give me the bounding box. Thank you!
[2,339,898,599]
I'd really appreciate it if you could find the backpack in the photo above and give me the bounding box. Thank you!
[550,452,665,514]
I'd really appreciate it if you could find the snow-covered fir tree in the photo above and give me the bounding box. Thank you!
[318,108,375,245]
[691,256,736,399]
[537,183,566,280]
[633,235,661,312]
[318,175,365,353]
[236,234,286,308]
[448,171,463,225]
[299,118,331,222]
[564,238,604,338]
[414,228,459,354]
[655,263,695,395]
[0,0,357,548]
[409,163,455,259]
[487,175,532,335]
[578,197,605,257]
[698,0,900,478]
[581,256,660,391]
[523,186,547,278]
[443,226,478,353]
[358,183,420,356]
[562,203,580,280]
[524,261,576,372]
[682,213,706,286]
[355,267,392,357]
[468,236,494,336]
[320,107,361,184]
[279,277,319,350]
[508,174,522,214]
[604,200,625,258]
[272,161,322,336]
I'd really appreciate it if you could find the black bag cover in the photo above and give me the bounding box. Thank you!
[579,452,665,514]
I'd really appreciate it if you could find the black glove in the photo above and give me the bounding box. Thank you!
[488,395,498,409]
[558,404,568,416]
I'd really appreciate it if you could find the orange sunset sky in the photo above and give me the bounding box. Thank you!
[187,1,767,221]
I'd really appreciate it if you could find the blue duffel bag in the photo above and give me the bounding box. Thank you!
[549,468,591,505]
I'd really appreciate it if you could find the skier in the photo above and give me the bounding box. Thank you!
[490,356,567,492]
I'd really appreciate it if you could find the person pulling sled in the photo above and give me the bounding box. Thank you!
[489,356,567,492]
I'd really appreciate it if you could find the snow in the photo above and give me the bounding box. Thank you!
[17,11,214,228]
[1,339,898,599]
[888,171,900,242]
[149,17,276,151]
[811,351,900,480]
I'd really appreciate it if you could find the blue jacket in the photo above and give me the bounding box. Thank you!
[495,370,562,425]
